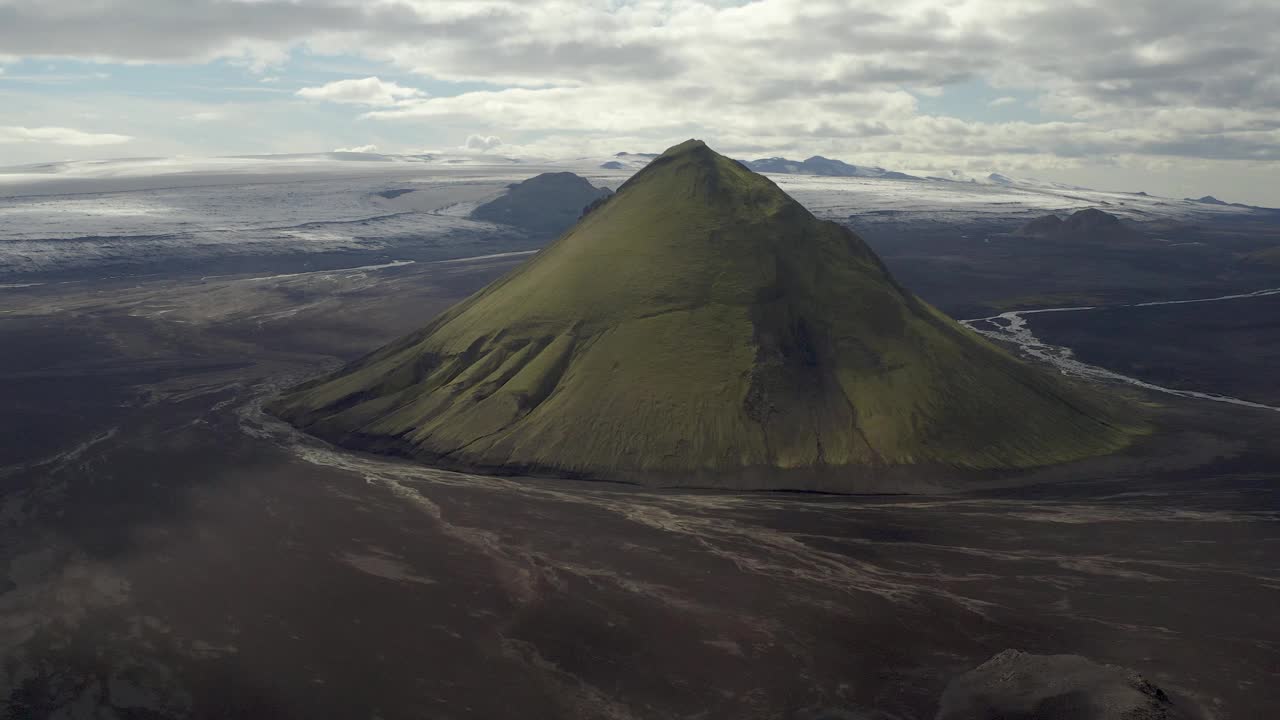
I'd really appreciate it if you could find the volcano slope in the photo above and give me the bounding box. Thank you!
[269,140,1141,490]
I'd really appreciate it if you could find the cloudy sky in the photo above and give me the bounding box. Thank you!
[1,0,1277,204]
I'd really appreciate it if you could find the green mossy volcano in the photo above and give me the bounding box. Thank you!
[270,140,1140,489]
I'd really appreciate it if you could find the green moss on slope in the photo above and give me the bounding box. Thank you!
[270,139,1143,489]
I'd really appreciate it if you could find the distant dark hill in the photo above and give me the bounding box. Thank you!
[271,140,1139,490]
[1063,208,1128,234]
[1016,208,1140,243]
[471,172,612,237]
[1016,214,1064,237]
[1186,195,1277,212]
[744,155,918,180]
[599,161,626,170]
[1189,195,1230,206]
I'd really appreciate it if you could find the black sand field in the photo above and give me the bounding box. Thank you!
[2,256,1278,719]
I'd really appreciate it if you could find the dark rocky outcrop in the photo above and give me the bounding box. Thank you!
[937,650,1205,720]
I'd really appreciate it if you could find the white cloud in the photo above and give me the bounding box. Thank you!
[0,126,132,146]
[0,0,1277,201]
[462,135,502,152]
[296,77,423,106]
[182,111,225,122]
[334,144,379,153]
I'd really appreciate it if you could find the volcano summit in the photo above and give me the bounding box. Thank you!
[269,140,1138,490]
